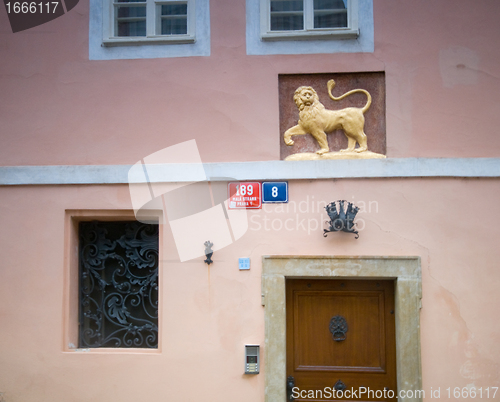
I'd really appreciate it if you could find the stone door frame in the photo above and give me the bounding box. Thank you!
[261,256,422,402]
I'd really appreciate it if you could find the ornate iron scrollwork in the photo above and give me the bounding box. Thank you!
[329,315,348,341]
[79,221,159,348]
[323,200,359,239]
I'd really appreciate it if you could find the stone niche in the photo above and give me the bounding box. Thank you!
[279,72,386,160]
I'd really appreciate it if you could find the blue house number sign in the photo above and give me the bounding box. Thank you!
[262,182,288,203]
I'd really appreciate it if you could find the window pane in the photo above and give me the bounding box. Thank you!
[117,20,146,36]
[270,0,304,31]
[161,17,188,35]
[313,0,347,28]
[271,15,303,31]
[161,3,187,15]
[159,3,187,35]
[270,0,303,12]
[79,221,159,348]
[314,0,346,9]
[116,4,146,37]
[117,5,146,18]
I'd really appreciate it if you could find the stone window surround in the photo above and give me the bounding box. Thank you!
[89,0,210,60]
[101,0,196,46]
[261,255,422,402]
[259,0,359,41]
[246,0,373,55]
[63,209,164,354]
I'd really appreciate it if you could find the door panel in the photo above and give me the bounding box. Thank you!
[286,279,397,402]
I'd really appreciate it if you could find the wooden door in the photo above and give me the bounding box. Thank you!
[286,279,397,401]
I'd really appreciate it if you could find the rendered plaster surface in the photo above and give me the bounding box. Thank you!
[1,2,500,165]
[0,178,498,401]
[262,256,422,402]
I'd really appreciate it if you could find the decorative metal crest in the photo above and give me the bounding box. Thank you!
[323,200,359,239]
[204,241,214,265]
[329,315,348,342]
[79,221,159,348]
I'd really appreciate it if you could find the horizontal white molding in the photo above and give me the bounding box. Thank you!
[0,158,499,185]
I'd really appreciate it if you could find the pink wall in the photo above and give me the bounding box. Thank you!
[0,179,499,400]
[1,0,500,401]
[1,0,500,166]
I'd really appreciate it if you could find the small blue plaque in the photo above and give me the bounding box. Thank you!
[239,258,250,270]
[262,182,288,203]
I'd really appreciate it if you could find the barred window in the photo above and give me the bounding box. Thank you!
[79,221,159,348]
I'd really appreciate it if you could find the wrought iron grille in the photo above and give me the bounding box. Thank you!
[79,221,159,348]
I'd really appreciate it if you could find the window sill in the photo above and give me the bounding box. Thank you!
[102,35,196,47]
[261,28,359,41]
[64,347,160,354]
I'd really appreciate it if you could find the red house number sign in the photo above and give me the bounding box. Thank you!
[228,182,262,209]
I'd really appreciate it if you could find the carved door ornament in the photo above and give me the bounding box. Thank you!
[283,79,386,161]
[329,315,348,341]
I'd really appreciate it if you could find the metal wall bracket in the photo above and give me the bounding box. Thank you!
[204,241,213,265]
[323,200,359,239]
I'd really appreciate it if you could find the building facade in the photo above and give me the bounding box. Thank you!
[1,1,499,401]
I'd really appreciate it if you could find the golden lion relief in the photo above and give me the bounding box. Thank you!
[284,80,383,159]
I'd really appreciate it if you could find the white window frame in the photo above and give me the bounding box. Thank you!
[260,0,359,41]
[102,0,196,46]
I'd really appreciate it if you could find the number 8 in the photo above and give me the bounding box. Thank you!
[272,186,278,197]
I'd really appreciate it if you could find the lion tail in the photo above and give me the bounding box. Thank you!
[327,79,372,114]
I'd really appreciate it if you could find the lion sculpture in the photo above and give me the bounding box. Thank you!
[284,80,372,155]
